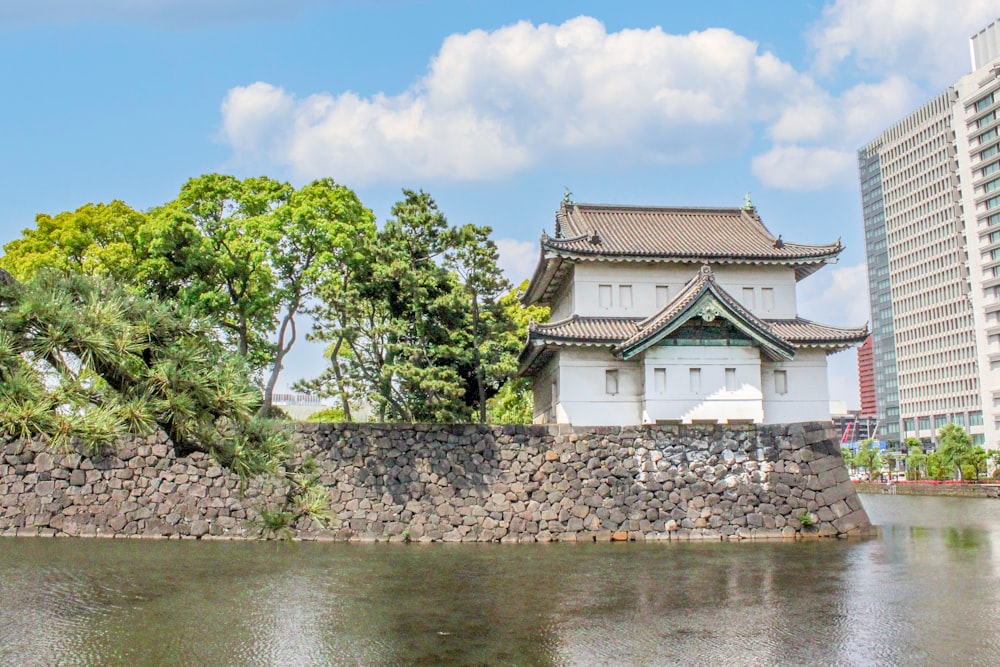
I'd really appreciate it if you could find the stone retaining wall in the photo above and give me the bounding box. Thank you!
[1,422,872,541]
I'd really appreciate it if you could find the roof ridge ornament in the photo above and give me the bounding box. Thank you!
[699,264,714,279]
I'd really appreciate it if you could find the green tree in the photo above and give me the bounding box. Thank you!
[158,174,291,368]
[0,268,331,528]
[0,201,148,282]
[0,269,273,461]
[936,424,980,481]
[373,190,471,422]
[486,281,549,424]
[842,446,854,469]
[445,224,516,423]
[261,178,376,415]
[904,438,926,480]
[853,439,882,480]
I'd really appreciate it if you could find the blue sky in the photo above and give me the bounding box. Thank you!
[3,0,998,408]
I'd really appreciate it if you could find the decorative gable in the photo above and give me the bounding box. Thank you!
[613,266,795,361]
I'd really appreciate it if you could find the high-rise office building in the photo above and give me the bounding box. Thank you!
[859,18,1000,448]
[857,336,876,418]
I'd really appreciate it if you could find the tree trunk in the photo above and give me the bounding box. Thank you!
[329,336,352,422]
[471,296,486,423]
[260,303,298,416]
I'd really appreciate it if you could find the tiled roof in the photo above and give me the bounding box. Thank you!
[525,316,868,348]
[547,203,842,261]
[766,318,869,346]
[527,316,639,343]
[522,202,843,306]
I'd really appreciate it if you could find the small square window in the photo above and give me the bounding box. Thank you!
[654,367,666,392]
[742,287,755,309]
[689,368,701,394]
[605,369,619,395]
[619,285,633,309]
[599,284,612,308]
[761,288,774,312]
[655,285,669,308]
[725,368,737,392]
[773,370,787,395]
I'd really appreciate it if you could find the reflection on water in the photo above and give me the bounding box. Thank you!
[1,494,1000,666]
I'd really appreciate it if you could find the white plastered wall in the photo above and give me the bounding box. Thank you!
[641,345,764,424]
[761,349,832,423]
[570,262,798,320]
[551,346,643,426]
[547,265,575,321]
[531,354,560,424]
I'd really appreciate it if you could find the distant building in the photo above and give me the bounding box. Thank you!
[858,17,1000,448]
[517,201,867,426]
[857,337,877,418]
[832,409,879,448]
[270,392,327,420]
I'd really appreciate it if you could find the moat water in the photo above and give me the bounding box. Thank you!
[1,494,999,666]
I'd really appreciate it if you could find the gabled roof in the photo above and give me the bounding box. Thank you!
[516,266,868,376]
[522,202,842,306]
[613,265,795,361]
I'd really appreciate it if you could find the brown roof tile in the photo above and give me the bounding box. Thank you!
[766,318,869,346]
[528,316,640,343]
[547,203,842,261]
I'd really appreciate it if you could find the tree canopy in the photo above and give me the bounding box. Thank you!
[934,424,986,481]
[1,177,533,426]
[0,270,277,464]
[302,189,529,423]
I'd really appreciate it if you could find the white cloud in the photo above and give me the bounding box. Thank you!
[797,263,871,327]
[751,146,856,191]
[0,0,321,26]
[752,76,922,190]
[809,0,1000,86]
[495,238,539,285]
[220,17,814,184]
[796,263,870,410]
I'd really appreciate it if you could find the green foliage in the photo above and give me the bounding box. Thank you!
[156,174,291,368]
[796,511,818,527]
[254,507,296,540]
[446,223,515,423]
[1,175,377,413]
[904,440,926,480]
[926,451,950,481]
[0,270,268,457]
[841,446,854,468]
[853,439,882,478]
[306,407,347,423]
[935,424,985,481]
[487,378,534,424]
[261,178,376,415]
[2,176,537,428]
[485,281,549,424]
[0,269,332,537]
[305,189,529,424]
[0,201,148,282]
